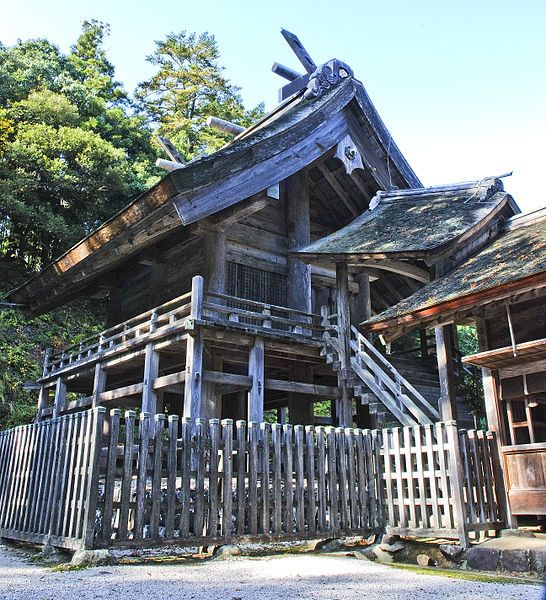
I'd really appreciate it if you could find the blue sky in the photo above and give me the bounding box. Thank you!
[2,0,545,211]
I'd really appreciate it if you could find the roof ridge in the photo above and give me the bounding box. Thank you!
[506,205,546,230]
[379,172,512,200]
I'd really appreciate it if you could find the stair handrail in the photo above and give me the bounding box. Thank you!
[351,326,440,422]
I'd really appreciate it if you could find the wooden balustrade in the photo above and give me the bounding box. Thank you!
[42,278,324,380]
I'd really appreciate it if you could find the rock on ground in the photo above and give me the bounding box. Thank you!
[0,544,541,600]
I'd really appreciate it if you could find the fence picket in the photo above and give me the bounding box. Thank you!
[0,414,505,550]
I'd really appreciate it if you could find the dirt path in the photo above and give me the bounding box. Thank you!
[0,544,541,600]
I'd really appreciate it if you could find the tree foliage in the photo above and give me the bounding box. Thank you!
[0,21,158,269]
[136,31,264,159]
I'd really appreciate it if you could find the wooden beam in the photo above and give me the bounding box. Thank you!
[206,116,245,137]
[99,383,144,402]
[361,259,430,284]
[142,343,160,417]
[205,190,278,229]
[316,163,360,217]
[153,371,186,390]
[271,62,303,81]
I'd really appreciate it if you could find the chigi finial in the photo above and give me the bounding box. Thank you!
[272,30,353,101]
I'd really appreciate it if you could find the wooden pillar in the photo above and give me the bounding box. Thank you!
[184,276,204,420]
[248,337,265,423]
[106,278,122,328]
[288,364,314,425]
[142,343,159,417]
[286,171,311,312]
[92,363,106,408]
[435,325,458,422]
[36,385,49,422]
[476,318,505,439]
[350,272,371,328]
[476,318,517,528]
[149,260,165,308]
[203,352,223,420]
[203,229,227,293]
[336,261,353,427]
[351,272,371,428]
[52,377,66,419]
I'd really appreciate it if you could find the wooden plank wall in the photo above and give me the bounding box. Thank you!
[0,409,105,550]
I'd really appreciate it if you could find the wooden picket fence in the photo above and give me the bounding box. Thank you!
[95,411,384,547]
[0,409,506,551]
[382,423,507,544]
[0,410,102,550]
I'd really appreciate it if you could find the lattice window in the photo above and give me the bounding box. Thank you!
[227,262,287,306]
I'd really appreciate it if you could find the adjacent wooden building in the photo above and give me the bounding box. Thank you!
[364,207,546,522]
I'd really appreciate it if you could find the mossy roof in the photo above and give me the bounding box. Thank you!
[364,210,546,329]
[295,183,509,257]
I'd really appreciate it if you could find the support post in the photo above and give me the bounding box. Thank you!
[248,337,265,423]
[81,407,106,549]
[203,230,227,294]
[92,363,106,408]
[351,272,371,429]
[446,421,470,548]
[435,325,458,422]
[336,261,353,427]
[142,343,160,417]
[476,318,517,528]
[184,276,204,420]
[36,385,49,422]
[350,272,371,328]
[288,364,314,425]
[52,377,66,419]
[286,171,311,313]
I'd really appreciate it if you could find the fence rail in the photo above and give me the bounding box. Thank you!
[0,410,506,551]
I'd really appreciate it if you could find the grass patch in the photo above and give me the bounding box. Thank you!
[388,563,541,586]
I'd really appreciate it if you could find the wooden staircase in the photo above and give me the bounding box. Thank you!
[322,325,440,427]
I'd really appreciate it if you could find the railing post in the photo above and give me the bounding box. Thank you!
[487,430,513,528]
[184,276,204,421]
[81,407,106,549]
[446,420,470,548]
[42,347,52,377]
[190,275,204,321]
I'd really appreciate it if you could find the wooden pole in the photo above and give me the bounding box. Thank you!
[184,276,204,421]
[286,171,311,313]
[142,343,159,417]
[248,337,265,423]
[52,378,66,419]
[435,325,458,422]
[351,272,371,428]
[203,230,227,294]
[288,363,314,425]
[336,261,353,427]
[91,363,106,408]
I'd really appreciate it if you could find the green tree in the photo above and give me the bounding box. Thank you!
[0,22,158,269]
[136,31,264,159]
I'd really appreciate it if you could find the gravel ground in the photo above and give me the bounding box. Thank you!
[0,545,542,600]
